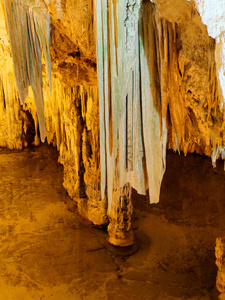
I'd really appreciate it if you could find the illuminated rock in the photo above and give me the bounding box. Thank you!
[1,0,225,248]
[216,237,225,298]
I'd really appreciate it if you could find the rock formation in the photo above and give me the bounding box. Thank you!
[95,0,225,245]
[0,0,104,228]
[1,0,225,260]
[216,238,225,299]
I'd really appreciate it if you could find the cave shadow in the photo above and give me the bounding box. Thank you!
[132,150,225,297]
[133,150,225,228]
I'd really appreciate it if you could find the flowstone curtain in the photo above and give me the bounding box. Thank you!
[96,0,168,210]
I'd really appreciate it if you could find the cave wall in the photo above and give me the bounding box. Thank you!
[149,0,225,157]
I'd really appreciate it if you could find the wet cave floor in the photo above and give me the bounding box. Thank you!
[0,145,224,299]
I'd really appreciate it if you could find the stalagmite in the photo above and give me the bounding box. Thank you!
[216,237,225,298]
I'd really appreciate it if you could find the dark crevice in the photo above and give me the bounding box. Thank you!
[74,86,87,198]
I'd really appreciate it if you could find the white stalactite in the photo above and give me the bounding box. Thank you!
[3,0,51,142]
[96,0,168,209]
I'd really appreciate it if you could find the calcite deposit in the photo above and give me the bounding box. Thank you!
[95,0,225,245]
[0,0,104,228]
[1,0,225,261]
[216,238,225,299]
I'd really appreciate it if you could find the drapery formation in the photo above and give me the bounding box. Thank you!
[2,0,51,142]
[95,0,221,210]
[96,1,170,209]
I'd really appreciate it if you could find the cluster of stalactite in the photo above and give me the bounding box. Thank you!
[96,0,168,245]
[0,76,25,150]
[0,0,103,225]
[95,0,224,245]
[41,78,104,225]
[150,3,223,158]
[0,67,103,226]
[2,0,51,142]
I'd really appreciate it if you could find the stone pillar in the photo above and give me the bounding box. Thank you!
[108,183,134,247]
[216,237,225,298]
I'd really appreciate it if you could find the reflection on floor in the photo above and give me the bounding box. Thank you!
[0,146,222,299]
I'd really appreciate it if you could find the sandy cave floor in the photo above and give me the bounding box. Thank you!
[0,145,224,299]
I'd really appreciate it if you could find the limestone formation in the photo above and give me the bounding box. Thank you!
[216,238,225,299]
[1,0,225,254]
[0,0,104,228]
[95,0,225,245]
[2,0,51,142]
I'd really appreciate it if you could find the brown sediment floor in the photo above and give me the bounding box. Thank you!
[0,146,223,299]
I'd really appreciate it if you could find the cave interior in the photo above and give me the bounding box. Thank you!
[1,0,225,299]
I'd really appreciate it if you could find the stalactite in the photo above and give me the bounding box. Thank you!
[0,42,25,149]
[96,0,169,245]
[211,146,225,170]
[97,0,146,214]
[40,74,103,225]
[2,0,51,142]
[95,0,223,246]
[139,4,170,204]
[0,0,103,227]
[96,0,175,209]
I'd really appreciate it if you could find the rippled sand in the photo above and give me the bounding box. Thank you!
[0,146,223,299]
